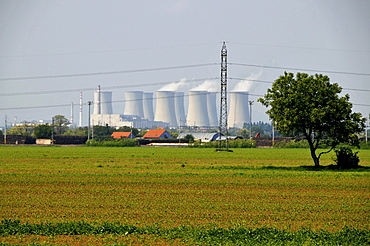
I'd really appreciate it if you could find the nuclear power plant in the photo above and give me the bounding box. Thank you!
[90,84,250,129]
[228,91,250,128]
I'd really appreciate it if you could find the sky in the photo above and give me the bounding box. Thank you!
[1,0,369,127]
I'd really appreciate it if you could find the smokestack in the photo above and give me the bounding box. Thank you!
[143,92,154,121]
[93,85,101,114]
[175,92,186,126]
[124,91,144,118]
[186,91,210,127]
[228,91,249,128]
[154,91,178,127]
[79,92,82,127]
[207,92,218,127]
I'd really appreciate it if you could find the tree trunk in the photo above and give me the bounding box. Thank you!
[307,136,320,167]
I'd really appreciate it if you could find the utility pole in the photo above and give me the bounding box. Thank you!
[218,42,229,151]
[79,92,83,127]
[249,101,254,139]
[70,102,74,129]
[4,115,7,144]
[87,101,92,139]
[51,116,54,144]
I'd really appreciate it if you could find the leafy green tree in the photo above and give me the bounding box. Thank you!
[7,125,32,136]
[116,126,139,136]
[92,125,115,141]
[34,124,52,139]
[258,72,365,167]
[53,115,70,135]
[63,127,88,136]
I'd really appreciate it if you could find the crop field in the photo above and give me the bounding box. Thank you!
[0,146,369,245]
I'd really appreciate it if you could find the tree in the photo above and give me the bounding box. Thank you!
[53,115,70,135]
[92,125,115,141]
[258,72,365,167]
[34,124,52,139]
[116,126,139,136]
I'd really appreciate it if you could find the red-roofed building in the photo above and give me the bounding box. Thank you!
[111,132,135,139]
[142,129,172,139]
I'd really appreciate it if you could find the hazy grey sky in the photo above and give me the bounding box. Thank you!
[1,0,369,126]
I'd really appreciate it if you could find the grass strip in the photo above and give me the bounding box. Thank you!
[1,220,369,245]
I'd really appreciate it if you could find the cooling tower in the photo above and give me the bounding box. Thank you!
[143,92,154,121]
[175,92,186,126]
[228,91,249,128]
[154,91,178,127]
[186,91,210,127]
[207,92,218,127]
[124,91,144,118]
[93,91,113,114]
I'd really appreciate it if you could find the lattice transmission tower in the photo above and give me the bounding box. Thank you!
[218,42,229,151]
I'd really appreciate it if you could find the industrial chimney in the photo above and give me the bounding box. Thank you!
[124,91,144,118]
[186,91,210,127]
[228,91,249,128]
[154,91,178,127]
[143,92,154,121]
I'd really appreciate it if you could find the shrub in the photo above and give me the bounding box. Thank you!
[85,139,138,147]
[334,147,359,169]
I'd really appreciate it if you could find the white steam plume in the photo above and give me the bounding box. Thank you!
[190,80,218,92]
[232,71,262,92]
[158,78,188,91]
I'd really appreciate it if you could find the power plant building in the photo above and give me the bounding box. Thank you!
[154,91,178,127]
[207,92,218,127]
[228,91,250,128]
[123,91,144,118]
[186,91,210,127]
[93,91,113,115]
[143,92,154,121]
[174,92,186,127]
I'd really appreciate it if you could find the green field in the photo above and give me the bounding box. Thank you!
[1,146,369,245]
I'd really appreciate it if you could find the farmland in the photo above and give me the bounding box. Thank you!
[0,146,369,245]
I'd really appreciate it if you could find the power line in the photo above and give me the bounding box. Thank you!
[0,63,218,81]
[228,41,370,53]
[1,91,369,111]
[2,76,368,97]
[0,77,218,97]
[228,77,370,92]
[229,63,370,76]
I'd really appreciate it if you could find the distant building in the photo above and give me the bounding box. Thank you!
[177,132,223,142]
[142,129,172,139]
[91,114,169,129]
[111,132,135,139]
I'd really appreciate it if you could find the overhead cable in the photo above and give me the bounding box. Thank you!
[229,63,370,76]
[0,63,218,81]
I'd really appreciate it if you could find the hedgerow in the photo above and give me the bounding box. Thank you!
[85,138,138,147]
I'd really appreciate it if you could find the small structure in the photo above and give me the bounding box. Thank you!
[111,132,135,139]
[142,129,172,139]
[177,132,223,142]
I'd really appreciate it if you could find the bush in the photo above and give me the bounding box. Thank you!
[334,147,359,169]
[85,139,138,147]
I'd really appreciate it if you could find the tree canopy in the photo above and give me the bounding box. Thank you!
[34,124,52,139]
[53,115,70,135]
[258,72,365,166]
